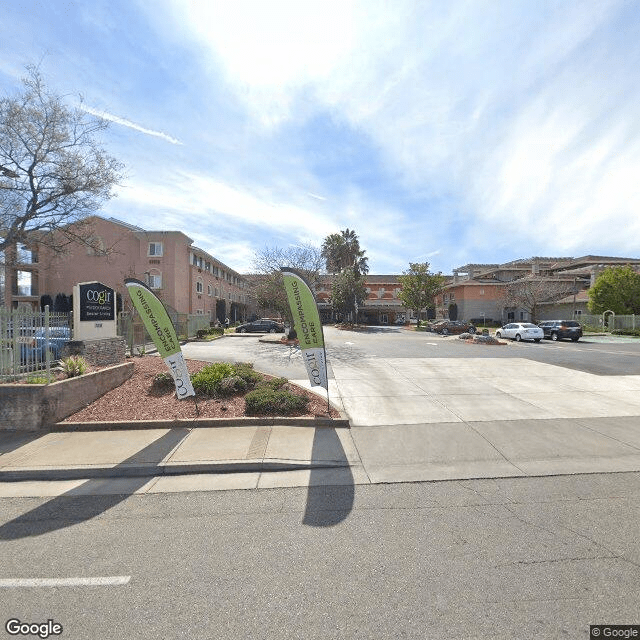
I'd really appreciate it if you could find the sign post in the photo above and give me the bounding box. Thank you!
[124,278,195,400]
[281,268,329,411]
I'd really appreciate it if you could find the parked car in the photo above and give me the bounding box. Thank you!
[495,323,543,342]
[20,326,71,362]
[235,319,284,333]
[432,320,476,335]
[537,320,583,342]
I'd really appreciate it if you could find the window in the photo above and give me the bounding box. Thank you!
[148,274,162,289]
[196,281,203,294]
[480,289,485,295]
[148,242,163,257]
[205,261,211,272]
[207,285,212,296]
[16,270,34,296]
[17,244,36,264]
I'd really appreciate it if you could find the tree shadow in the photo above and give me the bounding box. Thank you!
[302,427,354,528]
[0,428,190,540]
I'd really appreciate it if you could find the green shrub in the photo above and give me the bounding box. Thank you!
[196,327,225,340]
[233,362,263,385]
[244,387,309,415]
[60,355,88,378]
[612,328,640,337]
[191,362,236,395]
[217,375,248,396]
[25,374,54,384]
[259,377,288,391]
[151,371,175,393]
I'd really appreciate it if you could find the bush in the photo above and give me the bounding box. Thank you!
[196,327,225,339]
[612,328,640,337]
[151,372,175,393]
[244,387,309,415]
[233,362,263,385]
[259,377,288,391]
[60,355,88,378]
[25,373,55,384]
[191,362,236,395]
[190,361,263,397]
[217,375,248,396]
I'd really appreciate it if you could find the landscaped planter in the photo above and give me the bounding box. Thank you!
[0,362,134,431]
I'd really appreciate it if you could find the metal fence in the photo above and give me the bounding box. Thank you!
[117,311,212,356]
[0,307,71,381]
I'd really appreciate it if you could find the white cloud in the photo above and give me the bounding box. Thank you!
[134,0,640,266]
[117,172,337,238]
[80,105,183,145]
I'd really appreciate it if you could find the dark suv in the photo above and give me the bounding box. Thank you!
[538,320,583,342]
[431,320,476,335]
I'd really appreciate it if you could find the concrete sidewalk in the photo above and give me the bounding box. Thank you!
[2,356,640,497]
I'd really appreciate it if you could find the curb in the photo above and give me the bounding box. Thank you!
[0,459,351,482]
[52,417,350,432]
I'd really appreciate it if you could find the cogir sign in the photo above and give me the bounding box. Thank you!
[79,282,115,322]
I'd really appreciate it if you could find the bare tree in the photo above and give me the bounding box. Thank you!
[502,277,577,322]
[250,243,324,321]
[0,66,123,262]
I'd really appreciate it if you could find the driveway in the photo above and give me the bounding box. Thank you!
[182,327,640,484]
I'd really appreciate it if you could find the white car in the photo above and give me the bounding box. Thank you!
[495,322,543,342]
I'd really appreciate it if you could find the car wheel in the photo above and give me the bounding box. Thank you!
[571,337,579,342]
[495,331,501,338]
[534,339,541,343]
[270,328,277,333]
[515,334,522,342]
[551,332,558,341]
[442,328,449,335]
[239,328,247,333]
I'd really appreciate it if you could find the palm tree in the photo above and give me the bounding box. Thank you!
[321,228,369,275]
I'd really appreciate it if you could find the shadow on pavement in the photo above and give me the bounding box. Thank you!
[302,427,354,528]
[0,428,190,540]
[0,431,43,456]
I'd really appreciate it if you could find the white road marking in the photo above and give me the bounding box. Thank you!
[0,576,131,588]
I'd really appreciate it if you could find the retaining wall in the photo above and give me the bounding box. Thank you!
[64,337,127,366]
[0,362,134,431]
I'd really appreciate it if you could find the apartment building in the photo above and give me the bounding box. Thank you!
[437,256,640,323]
[316,274,412,324]
[31,216,252,322]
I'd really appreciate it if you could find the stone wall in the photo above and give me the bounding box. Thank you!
[0,362,134,431]
[63,337,126,366]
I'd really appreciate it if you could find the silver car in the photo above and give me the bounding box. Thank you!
[495,322,543,342]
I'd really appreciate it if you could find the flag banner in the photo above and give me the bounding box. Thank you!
[124,278,195,399]
[282,268,328,390]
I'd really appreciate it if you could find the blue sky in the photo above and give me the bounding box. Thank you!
[2,0,640,274]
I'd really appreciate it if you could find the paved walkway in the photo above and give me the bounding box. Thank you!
[1,356,640,496]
